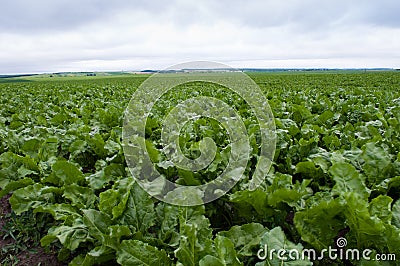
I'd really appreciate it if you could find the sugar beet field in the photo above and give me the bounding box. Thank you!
[0,71,400,265]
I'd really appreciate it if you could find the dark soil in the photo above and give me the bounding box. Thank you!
[14,248,65,266]
[0,195,66,266]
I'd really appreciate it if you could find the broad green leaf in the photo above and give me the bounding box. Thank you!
[361,142,393,185]
[87,163,125,190]
[41,217,92,251]
[175,223,199,266]
[263,172,312,209]
[295,161,323,179]
[69,139,87,154]
[230,189,267,216]
[63,184,97,208]
[86,245,115,265]
[10,184,54,214]
[294,197,344,250]
[369,195,393,223]
[164,186,205,206]
[316,110,334,126]
[291,104,312,124]
[156,202,180,246]
[199,255,224,266]
[82,209,112,242]
[0,178,34,197]
[256,227,312,266]
[342,192,400,254]
[392,200,400,228]
[145,139,160,162]
[175,206,214,266]
[104,225,132,249]
[199,236,243,266]
[177,168,201,186]
[68,254,86,266]
[38,137,58,162]
[116,240,172,266]
[50,160,84,185]
[329,162,369,200]
[99,189,120,217]
[343,192,385,244]
[120,181,156,234]
[213,235,242,266]
[21,138,42,159]
[268,188,308,208]
[322,134,341,150]
[86,133,106,157]
[99,177,136,223]
[0,152,38,186]
[218,223,267,257]
[104,138,121,155]
[277,118,300,136]
[267,179,312,209]
[34,203,79,220]
[69,245,115,266]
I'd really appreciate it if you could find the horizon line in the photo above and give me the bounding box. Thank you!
[1,67,398,77]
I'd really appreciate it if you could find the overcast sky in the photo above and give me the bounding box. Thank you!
[1,0,399,74]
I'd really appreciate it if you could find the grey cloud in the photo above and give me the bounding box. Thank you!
[0,0,399,74]
[195,0,400,29]
[0,0,168,32]
[355,0,400,28]
[2,0,399,33]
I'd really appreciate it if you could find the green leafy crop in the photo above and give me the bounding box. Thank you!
[1,72,400,265]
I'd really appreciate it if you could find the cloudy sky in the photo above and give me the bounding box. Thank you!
[1,0,399,74]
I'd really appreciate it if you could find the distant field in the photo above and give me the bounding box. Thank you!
[0,71,399,265]
[0,71,149,81]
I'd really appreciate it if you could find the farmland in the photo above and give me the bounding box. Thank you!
[0,71,400,265]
